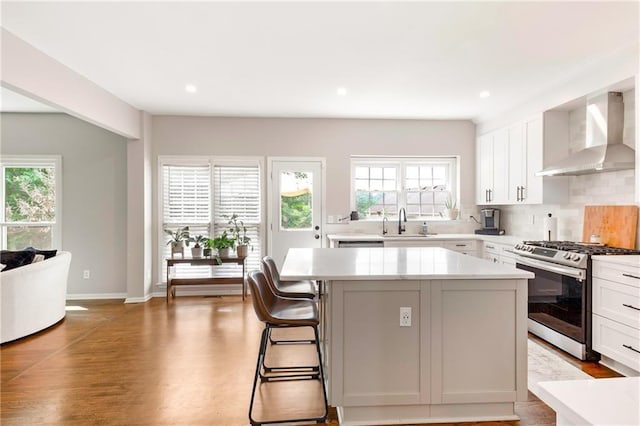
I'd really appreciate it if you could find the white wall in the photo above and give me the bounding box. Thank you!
[151,116,476,282]
[1,113,128,297]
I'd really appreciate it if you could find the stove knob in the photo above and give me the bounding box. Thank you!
[528,247,534,252]
[571,254,581,261]
[563,253,571,259]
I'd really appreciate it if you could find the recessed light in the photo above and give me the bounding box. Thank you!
[185,84,197,93]
[479,90,490,99]
[337,87,347,96]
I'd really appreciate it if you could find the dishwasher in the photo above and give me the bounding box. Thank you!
[337,240,384,248]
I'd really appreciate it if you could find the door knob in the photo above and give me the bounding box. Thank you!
[314,234,320,239]
[314,225,320,230]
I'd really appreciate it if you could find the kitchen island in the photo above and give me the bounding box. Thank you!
[281,247,534,426]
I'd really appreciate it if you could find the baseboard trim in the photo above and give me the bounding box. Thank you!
[124,294,154,304]
[66,293,127,300]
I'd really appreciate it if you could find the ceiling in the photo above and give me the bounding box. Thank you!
[1,2,638,122]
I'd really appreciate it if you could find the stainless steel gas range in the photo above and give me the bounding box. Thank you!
[514,241,640,361]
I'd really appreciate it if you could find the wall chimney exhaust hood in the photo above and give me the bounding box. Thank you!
[537,92,634,177]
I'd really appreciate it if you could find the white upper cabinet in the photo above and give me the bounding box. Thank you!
[476,128,508,205]
[507,121,526,203]
[477,112,568,206]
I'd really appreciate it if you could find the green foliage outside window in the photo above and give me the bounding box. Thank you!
[355,191,382,217]
[281,192,312,229]
[5,167,55,222]
[4,167,56,250]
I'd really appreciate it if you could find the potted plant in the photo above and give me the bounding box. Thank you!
[203,237,215,257]
[444,194,459,220]
[188,234,207,258]
[213,231,235,258]
[164,226,190,257]
[227,214,252,257]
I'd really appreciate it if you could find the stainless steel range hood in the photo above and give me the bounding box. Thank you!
[537,92,634,177]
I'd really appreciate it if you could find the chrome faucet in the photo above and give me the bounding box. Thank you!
[382,216,389,235]
[398,208,407,234]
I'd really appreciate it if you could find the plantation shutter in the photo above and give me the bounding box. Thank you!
[161,164,211,268]
[213,164,261,271]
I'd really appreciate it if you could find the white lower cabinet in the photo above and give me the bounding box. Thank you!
[483,241,517,266]
[430,279,527,404]
[592,258,640,375]
[384,239,480,257]
[444,240,479,257]
[593,315,640,373]
[328,277,528,424]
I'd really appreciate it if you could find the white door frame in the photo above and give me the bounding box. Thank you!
[267,157,327,257]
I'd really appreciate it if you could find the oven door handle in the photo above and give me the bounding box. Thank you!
[516,256,586,280]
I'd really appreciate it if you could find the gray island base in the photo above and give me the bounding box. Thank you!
[281,247,534,426]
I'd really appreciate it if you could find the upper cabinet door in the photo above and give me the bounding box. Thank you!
[523,116,543,204]
[477,134,494,204]
[508,122,526,203]
[491,128,509,204]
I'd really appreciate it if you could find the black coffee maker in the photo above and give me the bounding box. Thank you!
[474,208,501,235]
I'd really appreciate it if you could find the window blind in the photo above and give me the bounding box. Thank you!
[213,165,261,271]
[162,164,211,225]
[161,164,211,275]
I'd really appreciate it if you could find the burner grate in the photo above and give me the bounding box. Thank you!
[523,240,640,255]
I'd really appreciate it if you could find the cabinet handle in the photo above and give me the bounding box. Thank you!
[516,186,521,202]
[488,189,492,202]
[622,273,640,280]
[623,344,640,354]
[485,189,489,203]
[622,303,640,311]
[521,186,526,201]
[455,244,466,247]
[486,245,495,249]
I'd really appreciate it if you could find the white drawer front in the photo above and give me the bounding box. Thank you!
[593,315,640,372]
[483,242,500,255]
[445,241,477,251]
[593,278,640,329]
[593,260,640,289]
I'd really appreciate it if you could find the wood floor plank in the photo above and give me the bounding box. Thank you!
[1,297,621,425]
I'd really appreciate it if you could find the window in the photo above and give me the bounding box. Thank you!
[1,156,62,250]
[159,157,262,282]
[351,156,457,218]
[213,164,261,271]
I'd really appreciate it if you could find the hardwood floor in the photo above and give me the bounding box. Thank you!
[1,296,621,425]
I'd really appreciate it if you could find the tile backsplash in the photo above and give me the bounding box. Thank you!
[500,88,636,242]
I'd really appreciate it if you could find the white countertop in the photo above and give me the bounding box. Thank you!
[536,377,640,425]
[327,232,524,245]
[592,254,640,268]
[280,247,534,281]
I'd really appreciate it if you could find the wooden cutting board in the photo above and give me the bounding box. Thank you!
[582,205,638,249]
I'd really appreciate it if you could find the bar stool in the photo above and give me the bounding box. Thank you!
[261,256,317,345]
[261,256,316,299]
[247,270,328,425]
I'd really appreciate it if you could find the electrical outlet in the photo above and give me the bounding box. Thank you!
[400,307,411,327]
[83,270,90,279]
